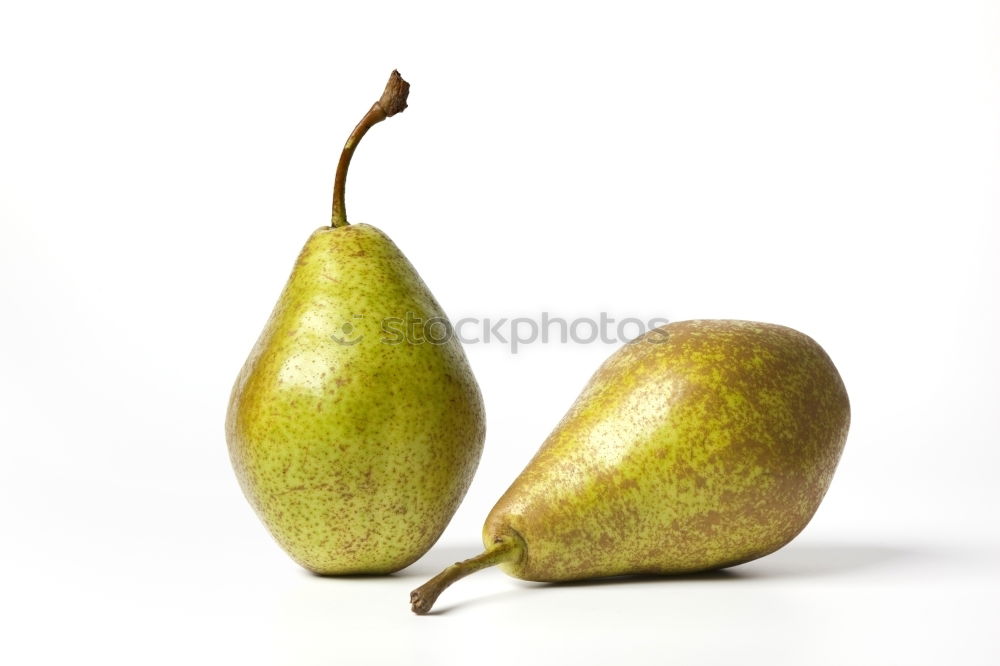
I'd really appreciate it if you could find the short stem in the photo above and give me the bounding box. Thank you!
[331,70,410,228]
[410,537,522,615]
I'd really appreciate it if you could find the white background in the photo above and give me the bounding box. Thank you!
[2,1,998,664]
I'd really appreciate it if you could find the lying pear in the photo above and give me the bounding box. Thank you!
[411,319,849,613]
[227,71,485,575]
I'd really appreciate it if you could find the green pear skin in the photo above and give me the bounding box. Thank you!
[412,320,848,612]
[490,319,849,580]
[227,224,485,574]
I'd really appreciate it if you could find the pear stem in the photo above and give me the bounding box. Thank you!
[331,70,411,228]
[410,537,522,615]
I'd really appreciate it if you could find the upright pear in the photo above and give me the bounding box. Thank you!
[227,72,485,575]
[412,320,849,613]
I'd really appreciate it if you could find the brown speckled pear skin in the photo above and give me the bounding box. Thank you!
[226,223,485,574]
[484,320,849,582]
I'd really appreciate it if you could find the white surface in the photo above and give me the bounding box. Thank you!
[1,1,998,664]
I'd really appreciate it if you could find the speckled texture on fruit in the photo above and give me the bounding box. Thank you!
[483,320,849,582]
[226,224,485,574]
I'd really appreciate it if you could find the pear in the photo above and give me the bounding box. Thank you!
[411,319,849,613]
[227,71,485,575]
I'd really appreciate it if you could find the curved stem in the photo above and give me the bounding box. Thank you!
[331,70,410,228]
[330,104,385,228]
[410,537,522,615]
